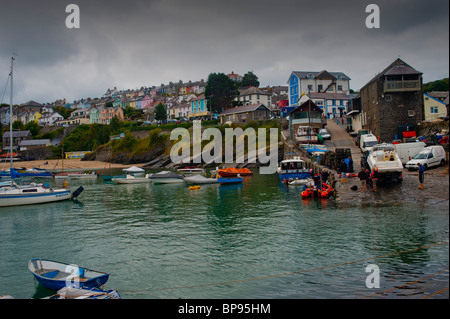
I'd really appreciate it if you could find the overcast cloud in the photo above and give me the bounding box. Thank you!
[0,0,448,104]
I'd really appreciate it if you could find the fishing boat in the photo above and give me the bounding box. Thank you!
[112,173,151,184]
[0,56,78,207]
[177,166,205,174]
[183,174,219,185]
[28,258,110,291]
[216,167,253,177]
[277,156,311,182]
[46,286,121,299]
[148,171,184,184]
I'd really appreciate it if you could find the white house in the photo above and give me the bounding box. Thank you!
[38,112,64,126]
[236,87,272,109]
[287,70,351,107]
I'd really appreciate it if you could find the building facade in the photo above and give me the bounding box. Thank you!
[360,58,424,142]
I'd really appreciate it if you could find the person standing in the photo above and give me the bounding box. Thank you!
[321,169,329,185]
[339,160,348,183]
[358,168,367,192]
[370,167,379,192]
[417,163,425,190]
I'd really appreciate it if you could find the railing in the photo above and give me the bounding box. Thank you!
[384,80,420,92]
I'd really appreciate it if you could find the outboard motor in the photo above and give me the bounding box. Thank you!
[71,186,84,199]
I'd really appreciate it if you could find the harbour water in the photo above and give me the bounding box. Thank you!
[0,170,448,299]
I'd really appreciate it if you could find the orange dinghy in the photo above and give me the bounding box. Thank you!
[216,168,253,177]
[301,183,334,199]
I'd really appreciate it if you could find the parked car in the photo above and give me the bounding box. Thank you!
[405,145,446,170]
[318,128,331,140]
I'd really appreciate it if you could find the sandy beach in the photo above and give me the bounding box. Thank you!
[4,159,146,172]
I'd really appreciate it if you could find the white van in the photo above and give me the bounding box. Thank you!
[405,145,447,170]
[360,134,378,153]
[394,141,426,164]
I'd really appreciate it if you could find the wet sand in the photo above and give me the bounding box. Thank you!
[6,159,146,172]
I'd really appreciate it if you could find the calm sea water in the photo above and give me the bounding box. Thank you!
[0,170,448,299]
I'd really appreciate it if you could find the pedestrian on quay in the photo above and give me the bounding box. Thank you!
[321,168,329,185]
[344,156,354,173]
[418,163,425,190]
[339,160,348,183]
[370,166,379,192]
[358,168,368,192]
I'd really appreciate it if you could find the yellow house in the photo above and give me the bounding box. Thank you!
[424,93,447,121]
[32,111,42,123]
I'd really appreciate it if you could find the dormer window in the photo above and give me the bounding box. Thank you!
[308,74,313,79]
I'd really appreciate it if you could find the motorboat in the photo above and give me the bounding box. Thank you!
[148,171,184,184]
[28,258,110,291]
[183,174,219,185]
[113,174,151,184]
[0,177,83,207]
[277,156,311,182]
[366,143,403,174]
[217,176,243,185]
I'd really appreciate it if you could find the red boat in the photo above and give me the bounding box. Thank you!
[216,168,253,177]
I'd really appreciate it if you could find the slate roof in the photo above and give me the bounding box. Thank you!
[219,103,270,116]
[290,71,351,81]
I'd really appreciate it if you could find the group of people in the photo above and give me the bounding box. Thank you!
[357,167,379,192]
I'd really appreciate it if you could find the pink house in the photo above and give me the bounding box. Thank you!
[141,95,151,109]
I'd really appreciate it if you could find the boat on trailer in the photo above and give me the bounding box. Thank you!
[28,258,110,291]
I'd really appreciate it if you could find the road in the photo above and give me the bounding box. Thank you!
[324,119,362,171]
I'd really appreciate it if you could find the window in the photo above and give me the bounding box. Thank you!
[430,106,439,114]
[338,85,342,91]
[408,110,415,116]
[318,85,323,91]
[385,95,392,101]
[308,85,313,91]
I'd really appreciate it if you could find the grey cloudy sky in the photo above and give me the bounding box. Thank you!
[0,0,448,104]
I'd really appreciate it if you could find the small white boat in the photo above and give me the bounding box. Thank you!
[113,174,151,184]
[288,178,313,186]
[148,171,184,184]
[177,167,205,174]
[123,166,145,173]
[183,174,219,185]
[0,181,82,207]
[54,172,97,180]
[46,286,121,299]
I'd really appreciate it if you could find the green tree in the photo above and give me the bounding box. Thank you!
[241,71,260,88]
[12,120,24,130]
[109,115,121,135]
[154,102,167,122]
[24,121,40,136]
[423,78,449,93]
[53,106,73,119]
[205,73,239,114]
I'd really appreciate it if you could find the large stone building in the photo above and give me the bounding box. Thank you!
[360,58,424,142]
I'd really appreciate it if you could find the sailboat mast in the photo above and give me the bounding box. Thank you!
[9,56,14,170]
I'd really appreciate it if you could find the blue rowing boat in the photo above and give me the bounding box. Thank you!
[217,177,243,185]
[28,258,110,291]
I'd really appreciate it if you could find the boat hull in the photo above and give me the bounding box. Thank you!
[218,177,243,184]
[183,175,219,185]
[0,189,71,207]
[278,172,311,182]
[113,178,150,184]
[151,178,184,184]
[28,258,110,291]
